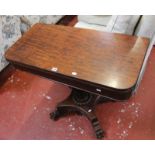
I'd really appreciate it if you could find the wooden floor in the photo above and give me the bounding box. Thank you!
[56,15,77,26]
[0,47,155,140]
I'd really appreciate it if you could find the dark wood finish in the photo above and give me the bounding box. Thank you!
[0,64,15,86]
[50,88,105,139]
[56,15,77,26]
[67,16,77,26]
[5,24,149,100]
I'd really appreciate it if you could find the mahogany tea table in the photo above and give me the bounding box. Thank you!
[5,24,149,139]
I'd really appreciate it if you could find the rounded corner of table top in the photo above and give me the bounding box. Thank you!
[4,24,150,101]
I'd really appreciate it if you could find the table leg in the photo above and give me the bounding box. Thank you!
[50,88,112,139]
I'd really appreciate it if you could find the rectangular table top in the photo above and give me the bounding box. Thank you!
[5,23,150,100]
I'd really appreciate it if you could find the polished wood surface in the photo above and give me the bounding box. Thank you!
[5,23,149,99]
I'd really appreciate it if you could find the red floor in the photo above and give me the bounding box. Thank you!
[0,49,155,140]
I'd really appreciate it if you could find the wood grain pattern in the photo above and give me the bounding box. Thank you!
[5,23,149,99]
